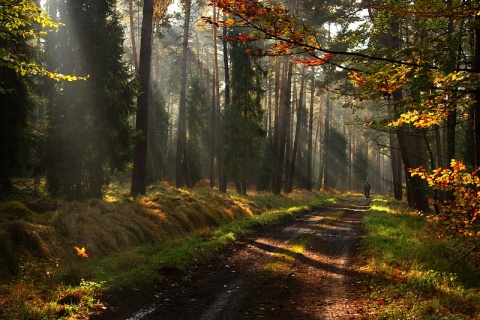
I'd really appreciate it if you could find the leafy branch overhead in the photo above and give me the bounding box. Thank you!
[202,0,337,67]
[0,0,88,84]
[203,0,479,72]
[204,0,479,130]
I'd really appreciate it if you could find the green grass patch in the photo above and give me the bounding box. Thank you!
[359,197,480,319]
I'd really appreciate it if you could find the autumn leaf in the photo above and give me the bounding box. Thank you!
[322,53,335,61]
[75,246,89,258]
[394,269,406,280]
[293,57,325,66]
[224,18,235,26]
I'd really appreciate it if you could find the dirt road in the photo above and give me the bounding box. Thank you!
[108,195,370,320]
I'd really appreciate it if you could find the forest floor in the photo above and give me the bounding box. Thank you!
[99,195,371,320]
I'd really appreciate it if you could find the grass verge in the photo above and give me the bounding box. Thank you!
[0,186,341,319]
[358,197,480,319]
[87,201,323,289]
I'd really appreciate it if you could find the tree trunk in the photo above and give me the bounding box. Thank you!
[445,110,456,200]
[131,0,154,196]
[267,75,273,140]
[385,3,430,210]
[284,72,294,193]
[286,65,306,193]
[307,67,314,190]
[473,14,480,168]
[313,111,320,188]
[128,0,139,74]
[284,79,295,193]
[317,95,324,188]
[175,0,192,188]
[423,129,441,214]
[395,103,431,211]
[322,89,331,188]
[212,5,224,191]
[442,0,456,201]
[273,59,292,194]
[346,110,352,190]
[270,58,281,192]
[389,130,403,200]
[386,98,403,200]
[209,98,215,187]
[219,16,229,193]
[207,48,215,187]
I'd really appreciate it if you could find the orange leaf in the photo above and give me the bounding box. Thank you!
[395,269,406,279]
[75,246,89,258]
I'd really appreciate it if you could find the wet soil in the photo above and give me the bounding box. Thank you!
[100,195,371,320]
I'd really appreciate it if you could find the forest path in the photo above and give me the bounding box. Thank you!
[110,195,370,320]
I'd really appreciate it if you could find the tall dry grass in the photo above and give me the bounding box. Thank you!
[0,185,333,282]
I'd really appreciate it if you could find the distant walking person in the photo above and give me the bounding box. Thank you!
[364,181,371,198]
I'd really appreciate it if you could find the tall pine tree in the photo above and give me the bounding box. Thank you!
[45,0,136,199]
[224,37,266,194]
[186,76,209,186]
